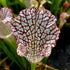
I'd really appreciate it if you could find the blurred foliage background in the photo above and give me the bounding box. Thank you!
[0,0,70,70]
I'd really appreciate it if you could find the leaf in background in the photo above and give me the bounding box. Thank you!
[0,57,8,65]
[0,0,7,7]
[50,0,62,16]
[3,39,28,70]
[41,57,48,64]
[20,0,38,8]
[0,40,22,68]
[23,0,32,8]
[18,0,26,8]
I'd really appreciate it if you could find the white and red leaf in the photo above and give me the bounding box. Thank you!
[10,7,60,63]
[0,7,13,23]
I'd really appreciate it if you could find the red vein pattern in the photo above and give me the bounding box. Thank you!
[0,7,13,39]
[10,7,60,63]
[0,7,13,24]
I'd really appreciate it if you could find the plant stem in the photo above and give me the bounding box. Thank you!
[38,0,41,7]
[30,63,37,70]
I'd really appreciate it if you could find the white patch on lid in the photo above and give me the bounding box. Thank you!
[31,26,34,31]
[23,34,26,36]
[28,19,32,24]
[39,15,42,19]
[43,17,49,21]
[40,10,43,14]
[27,15,31,19]
[31,9,33,13]
[19,35,23,38]
[19,28,23,31]
[15,32,18,35]
[32,16,35,19]
[25,26,29,30]
[46,35,50,40]
[40,29,43,33]
[21,17,26,22]
[54,31,60,34]
[22,22,27,26]
[47,22,54,28]
[27,31,29,35]
[50,40,55,43]
[27,30,31,34]
[15,19,20,23]
[51,29,56,34]
[20,13,25,17]
[32,30,35,33]
[19,25,21,28]
[41,22,44,26]
[32,12,35,16]
[43,13,47,17]
[44,29,50,34]
[39,33,41,37]
[15,23,19,26]
[38,29,40,33]
[44,44,47,48]
[19,39,23,43]
[18,31,21,33]
[12,28,16,31]
[52,35,55,39]
[33,20,35,24]
[25,30,27,32]
[38,37,40,40]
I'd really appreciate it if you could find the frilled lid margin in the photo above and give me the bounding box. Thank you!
[10,7,60,63]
